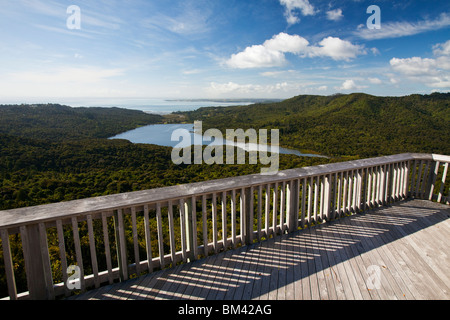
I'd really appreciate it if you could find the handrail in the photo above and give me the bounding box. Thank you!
[0,153,436,229]
[0,153,448,300]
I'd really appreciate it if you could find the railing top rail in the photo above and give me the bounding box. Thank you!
[0,153,447,229]
[431,154,450,162]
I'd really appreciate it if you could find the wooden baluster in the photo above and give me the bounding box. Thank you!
[420,161,430,198]
[301,179,306,228]
[332,173,338,219]
[156,203,165,269]
[114,209,128,281]
[342,172,348,214]
[280,182,286,233]
[381,164,387,205]
[179,199,187,263]
[265,184,271,237]
[355,170,362,212]
[101,212,114,284]
[352,170,357,212]
[257,185,262,241]
[385,163,392,203]
[367,167,373,207]
[437,162,448,203]
[307,177,312,224]
[273,182,278,234]
[428,161,440,200]
[410,160,417,197]
[337,171,343,217]
[395,162,402,201]
[167,201,176,265]
[143,205,153,273]
[190,196,198,260]
[70,218,85,291]
[131,207,141,276]
[56,220,70,296]
[362,168,368,212]
[222,191,228,250]
[202,195,209,256]
[404,161,410,200]
[391,163,397,201]
[231,189,237,247]
[398,162,404,200]
[248,186,254,243]
[415,160,424,198]
[86,215,100,288]
[285,181,291,231]
[1,229,17,300]
[319,176,325,220]
[212,193,218,253]
[289,179,300,231]
[323,175,330,220]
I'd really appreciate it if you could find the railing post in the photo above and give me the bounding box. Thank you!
[20,224,54,300]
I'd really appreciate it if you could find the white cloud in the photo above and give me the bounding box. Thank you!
[10,67,124,84]
[433,40,450,56]
[389,40,450,89]
[209,82,260,94]
[308,37,366,61]
[226,33,366,69]
[390,78,399,85]
[326,9,343,21]
[260,70,297,77]
[209,81,293,95]
[182,69,202,75]
[226,33,309,69]
[207,81,320,97]
[355,13,450,40]
[0,65,133,99]
[337,79,368,91]
[370,47,380,55]
[263,32,310,53]
[279,0,316,25]
[226,45,286,69]
[339,80,357,90]
[368,77,382,84]
[390,57,439,76]
[142,3,212,37]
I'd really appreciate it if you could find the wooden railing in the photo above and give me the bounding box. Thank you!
[0,153,449,300]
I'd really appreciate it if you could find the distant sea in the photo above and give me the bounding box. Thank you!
[57,98,264,114]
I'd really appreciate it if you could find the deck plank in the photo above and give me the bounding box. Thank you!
[69,200,450,301]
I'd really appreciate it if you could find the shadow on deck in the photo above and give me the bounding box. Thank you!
[69,199,450,300]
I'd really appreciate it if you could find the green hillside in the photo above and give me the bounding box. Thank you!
[177,92,450,157]
[0,104,163,141]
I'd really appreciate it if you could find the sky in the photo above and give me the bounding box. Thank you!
[0,0,449,104]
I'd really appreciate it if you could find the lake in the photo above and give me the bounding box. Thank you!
[109,123,325,158]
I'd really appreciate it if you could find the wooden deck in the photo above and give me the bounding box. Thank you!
[69,199,450,300]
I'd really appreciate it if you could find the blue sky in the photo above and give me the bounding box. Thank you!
[0,0,449,103]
